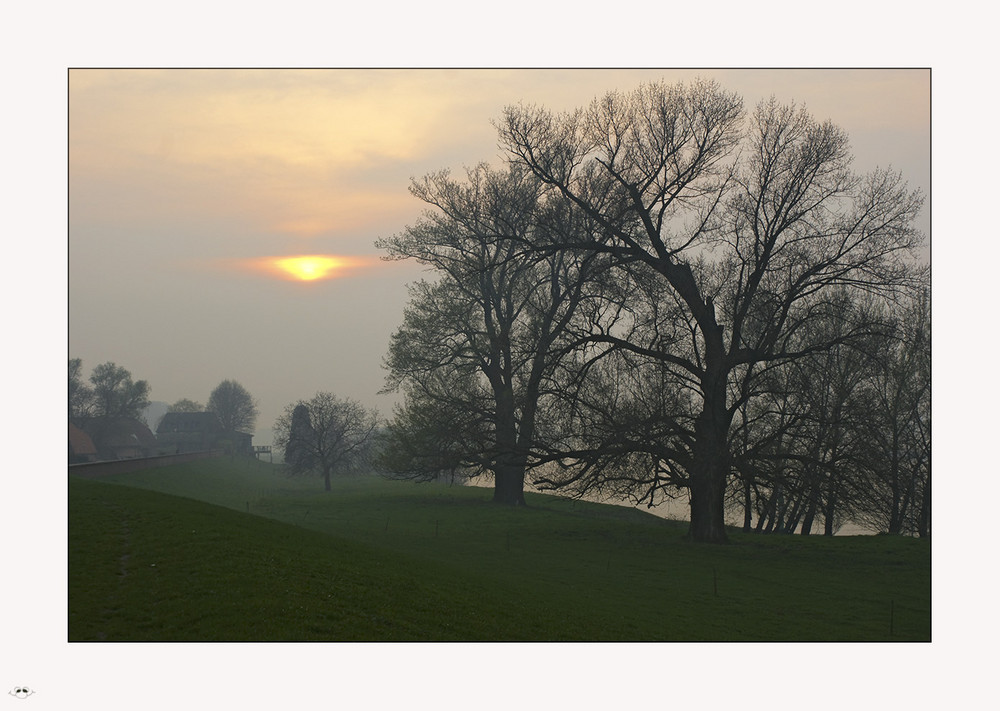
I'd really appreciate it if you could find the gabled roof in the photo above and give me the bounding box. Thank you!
[68,422,97,456]
[156,411,224,434]
[75,417,158,450]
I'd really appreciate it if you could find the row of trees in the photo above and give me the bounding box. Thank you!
[69,359,260,434]
[68,357,382,489]
[69,359,151,422]
[71,81,928,542]
[375,79,929,542]
[726,292,929,537]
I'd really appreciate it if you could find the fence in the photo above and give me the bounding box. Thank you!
[68,449,226,479]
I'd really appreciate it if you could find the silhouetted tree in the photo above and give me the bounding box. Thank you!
[498,79,926,541]
[69,358,94,419]
[88,361,151,420]
[207,379,259,433]
[378,163,602,505]
[724,290,885,535]
[850,290,930,536]
[273,393,378,491]
[377,373,487,485]
[169,398,204,412]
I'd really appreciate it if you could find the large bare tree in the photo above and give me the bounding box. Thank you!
[499,79,926,542]
[378,163,603,505]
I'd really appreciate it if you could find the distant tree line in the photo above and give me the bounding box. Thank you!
[69,357,383,489]
[70,358,151,422]
[69,359,260,434]
[375,79,929,542]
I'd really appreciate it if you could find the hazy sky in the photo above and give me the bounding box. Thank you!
[69,68,930,444]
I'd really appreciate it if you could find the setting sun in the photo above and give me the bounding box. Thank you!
[225,253,380,282]
[275,256,342,281]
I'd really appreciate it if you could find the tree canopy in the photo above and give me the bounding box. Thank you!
[378,163,605,505]
[492,80,926,541]
[207,380,259,433]
[380,78,927,541]
[169,398,204,413]
[85,361,151,421]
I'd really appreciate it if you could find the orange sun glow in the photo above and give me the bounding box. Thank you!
[225,253,377,282]
[275,255,343,281]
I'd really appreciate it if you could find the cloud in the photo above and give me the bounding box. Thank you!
[70,69,504,247]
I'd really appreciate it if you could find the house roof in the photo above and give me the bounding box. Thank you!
[68,422,97,456]
[156,411,224,434]
[75,417,158,450]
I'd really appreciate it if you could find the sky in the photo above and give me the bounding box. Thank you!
[69,68,931,445]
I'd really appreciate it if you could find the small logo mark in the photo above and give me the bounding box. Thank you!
[8,687,34,699]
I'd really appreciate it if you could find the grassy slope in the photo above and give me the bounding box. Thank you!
[70,459,930,641]
[69,477,573,641]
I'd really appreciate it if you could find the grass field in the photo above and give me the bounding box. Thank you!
[69,458,931,641]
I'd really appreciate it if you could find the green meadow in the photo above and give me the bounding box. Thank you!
[69,458,930,641]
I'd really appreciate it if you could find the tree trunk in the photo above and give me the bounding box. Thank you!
[323,466,332,492]
[493,464,527,506]
[773,483,787,534]
[887,435,904,534]
[742,478,753,533]
[799,463,822,535]
[823,491,837,536]
[492,387,527,506]
[688,470,728,542]
[686,317,733,543]
[687,404,730,543]
[785,490,805,534]
[800,494,818,536]
[916,467,930,538]
[757,480,777,533]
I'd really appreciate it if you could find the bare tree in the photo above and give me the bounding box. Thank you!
[273,392,379,492]
[850,290,930,536]
[207,379,259,433]
[376,373,487,485]
[378,163,602,505]
[723,290,887,535]
[498,79,926,542]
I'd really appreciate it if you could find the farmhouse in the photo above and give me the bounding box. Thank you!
[73,417,158,461]
[156,411,253,455]
[68,422,98,464]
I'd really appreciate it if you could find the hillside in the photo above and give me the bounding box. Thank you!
[69,460,931,641]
